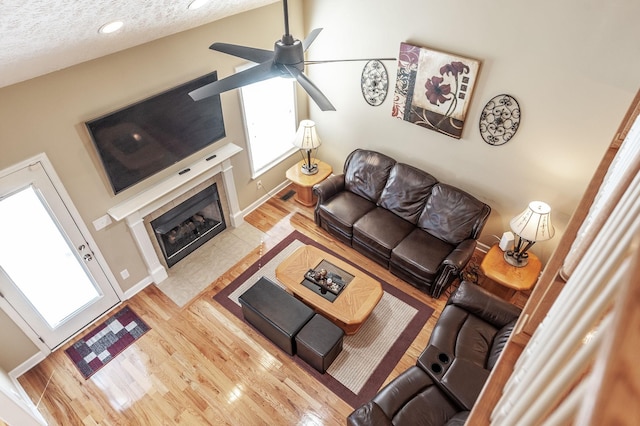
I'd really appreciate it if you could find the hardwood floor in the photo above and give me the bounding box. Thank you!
[17,185,505,425]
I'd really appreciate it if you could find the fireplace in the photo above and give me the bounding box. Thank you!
[150,183,226,267]
[107,142,243,284]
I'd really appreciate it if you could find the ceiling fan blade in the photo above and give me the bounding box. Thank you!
[209,42,275,64]
[283,65,335,111]
[189,61,279,101]
[302,28,323,51]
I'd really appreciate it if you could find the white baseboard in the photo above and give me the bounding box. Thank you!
[242,179,291,217]
[123,275,154,300]
[9,352,47,380]
[477,241,491,253]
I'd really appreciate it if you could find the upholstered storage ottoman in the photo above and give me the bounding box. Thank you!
[238,277,315,356]
[295,313,345,373]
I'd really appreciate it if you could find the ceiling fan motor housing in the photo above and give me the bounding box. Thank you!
[188,0,338,111]
[274,39,304,71]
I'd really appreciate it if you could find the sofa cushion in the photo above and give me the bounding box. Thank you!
[423,305,467,361]
[393,381,462,426]
[378,163,438,224]
[440,357,491,410]
[317,191,376,242]
[455,315,499,368]
[353,207,415,263]
[373,366,461,426]
[486,320,517,370]
[417,183,489,245]
[390,228,454,283]
[344,149,396,203]
[424,304,498,369]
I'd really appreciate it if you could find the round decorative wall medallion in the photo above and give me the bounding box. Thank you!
[361,60,389,106]
[479,94,521,146]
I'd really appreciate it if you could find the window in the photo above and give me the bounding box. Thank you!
[239,67,298,178]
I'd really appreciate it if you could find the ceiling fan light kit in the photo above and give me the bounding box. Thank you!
[188,0,395,112]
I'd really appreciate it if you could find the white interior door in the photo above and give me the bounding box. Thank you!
[0,160,120,350]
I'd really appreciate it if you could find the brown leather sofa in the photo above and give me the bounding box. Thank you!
[347,282,521,425]
[313,149,491,297]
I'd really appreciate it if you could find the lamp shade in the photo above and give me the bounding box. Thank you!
[510,201,555,242]
[292,120,321,150]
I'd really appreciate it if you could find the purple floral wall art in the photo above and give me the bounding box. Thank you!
[392,42,480,139]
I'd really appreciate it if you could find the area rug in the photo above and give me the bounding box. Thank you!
[65,306,150,379]
[214,230,434,408]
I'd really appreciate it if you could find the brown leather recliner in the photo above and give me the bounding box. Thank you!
[313,149,491,297]
[347,282,522,425]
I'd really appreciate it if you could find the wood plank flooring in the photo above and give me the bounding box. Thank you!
[16,185,517,425]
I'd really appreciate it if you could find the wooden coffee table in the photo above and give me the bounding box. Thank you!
[275,245,383,335]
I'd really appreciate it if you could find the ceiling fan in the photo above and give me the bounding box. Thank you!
[188,0,395,111]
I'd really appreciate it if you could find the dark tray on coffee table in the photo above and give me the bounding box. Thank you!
[300,259,354,302]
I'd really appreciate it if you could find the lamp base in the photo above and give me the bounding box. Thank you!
[300,163,318,175]
[504,251,529,267]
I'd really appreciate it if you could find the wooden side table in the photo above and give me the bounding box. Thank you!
[285,160,332,206]
[479,244,542,301]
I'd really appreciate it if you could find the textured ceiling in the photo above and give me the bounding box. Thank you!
[0,0,280,88]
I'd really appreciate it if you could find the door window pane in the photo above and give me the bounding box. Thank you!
[0,186,100,328]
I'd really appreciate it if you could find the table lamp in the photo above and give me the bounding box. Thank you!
[505,201,555,267]
[292,120,322,175]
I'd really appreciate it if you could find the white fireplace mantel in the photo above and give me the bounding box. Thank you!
[107,142,243,283]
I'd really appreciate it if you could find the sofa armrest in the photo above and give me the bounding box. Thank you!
[371,366,433,418]
[442,239,477,270]
[347,401,392,426]
[312,173,345,204]
[348,366,434,425]
[430,240,477,298]
[448,281,522,328]
[349,356,470,425]
[313,174,345,225]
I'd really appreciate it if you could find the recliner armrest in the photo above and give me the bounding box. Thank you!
[312,173,344,204]
[442,239,477,270]
[371,366,434,418]
[448,281,522,328]
[431,240,477,297]
[347,401,392,426]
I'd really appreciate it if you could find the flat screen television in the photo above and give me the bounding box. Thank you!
[86,71,225,194]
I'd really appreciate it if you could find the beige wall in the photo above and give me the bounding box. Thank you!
[0,2,305,372]
[305,0,640,260]
[0,0,638,372]
[0,310,38,370]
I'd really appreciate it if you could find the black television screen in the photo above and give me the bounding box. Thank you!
[86,72,225,194]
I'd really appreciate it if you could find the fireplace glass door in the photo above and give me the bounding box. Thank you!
[151,183,226,267]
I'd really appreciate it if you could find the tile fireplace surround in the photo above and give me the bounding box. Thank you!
[108,142,243,284]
